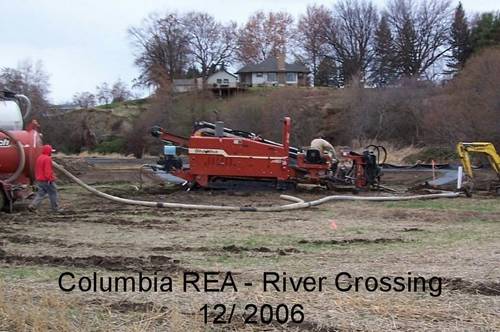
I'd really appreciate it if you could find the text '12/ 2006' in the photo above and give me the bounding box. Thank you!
[200,303,305,325]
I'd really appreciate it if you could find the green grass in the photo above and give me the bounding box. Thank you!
[191,218,499,269]
[0,266,71,282]
[297,217,498,254]
[384,199,500,213]
[431,228,490,244]
[123,98,149,106]
[94,98,148,119]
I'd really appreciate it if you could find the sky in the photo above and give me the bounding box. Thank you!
[0,0,498,104]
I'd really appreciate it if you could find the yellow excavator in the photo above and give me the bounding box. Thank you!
[456,142,500,196]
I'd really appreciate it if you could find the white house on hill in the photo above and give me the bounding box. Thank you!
[172,70,238,93]
[206,70,238,89]
[236,55,309,87]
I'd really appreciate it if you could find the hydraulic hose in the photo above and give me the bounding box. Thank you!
[0,129,26,183]
[53,161,461,212]
[15,94,32,120]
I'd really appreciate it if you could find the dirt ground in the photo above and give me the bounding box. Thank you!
[0,159,499,331]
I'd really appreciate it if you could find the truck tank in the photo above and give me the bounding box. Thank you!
[0,91,44,211]
[0,99,23,130]
[0,129,44,180]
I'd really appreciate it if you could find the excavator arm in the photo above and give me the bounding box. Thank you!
[456,142,500,179]
[151,126,189,147]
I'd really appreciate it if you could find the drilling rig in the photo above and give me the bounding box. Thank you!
[149,118,383,191]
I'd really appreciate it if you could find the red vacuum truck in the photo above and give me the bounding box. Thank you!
[0,90,44,212]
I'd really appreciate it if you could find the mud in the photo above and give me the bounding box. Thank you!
[400,227,425,232]
[84,217,179,230]
[150,244,300,254]
[0,234,68,246]
[1,254,182,273]
[1,233,301,256]
[297,238,407,245]
[222,245,300,254]
[444,278,500,296]
[0,226,16,234]
[85,298,170,313]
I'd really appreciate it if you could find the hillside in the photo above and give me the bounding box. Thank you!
[41,88,342,155]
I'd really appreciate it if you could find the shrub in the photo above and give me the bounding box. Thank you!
[92,137,127,154]
[424,47,500,148]
[402,147,457,164]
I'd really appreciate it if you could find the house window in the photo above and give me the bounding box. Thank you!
[286,72,297,82]
[267,72,277,81]
[256,72,263,77]
[223,79,229,83]
[216,79,222,83]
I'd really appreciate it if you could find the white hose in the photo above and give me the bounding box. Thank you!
[53,161,461,212]
[15,94,31,120]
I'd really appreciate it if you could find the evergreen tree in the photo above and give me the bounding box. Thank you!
[396,16,418,77]
[371,14,396,86]
[470,12,500,51]
[387,0,451,78]
[447,2,471,73]
[315,57,340,87]
[185,65,201,79]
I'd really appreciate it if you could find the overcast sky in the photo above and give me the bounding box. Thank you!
[1,0,498,103]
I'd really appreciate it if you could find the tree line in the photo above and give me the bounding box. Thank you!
[128,0,500,89]
[72,80,133,109]
[1,0,499,154]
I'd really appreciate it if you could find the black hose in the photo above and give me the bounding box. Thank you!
[365,144,388,164]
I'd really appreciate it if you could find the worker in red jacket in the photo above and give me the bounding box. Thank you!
[29,144,62,212]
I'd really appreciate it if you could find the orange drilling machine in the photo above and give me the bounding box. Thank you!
[150,117,382,191]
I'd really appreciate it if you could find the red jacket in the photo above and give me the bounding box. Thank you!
[35,145,56,182]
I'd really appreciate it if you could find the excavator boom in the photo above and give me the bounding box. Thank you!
[457,142,500,179]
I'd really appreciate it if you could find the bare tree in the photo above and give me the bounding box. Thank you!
[387,0,453,78]
[294,5,332,85]
[184,12,237,81]
[237,11,294,63]
[0,59,50,117]
[323,0,378,85]
[72,91,96,108]
[96,82,112,104]
[129,12,190,88]
[110,79,132,103]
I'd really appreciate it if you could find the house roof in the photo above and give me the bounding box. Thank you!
[208,69,237,78]
[173,70,237,85]
[236,57,309,73]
